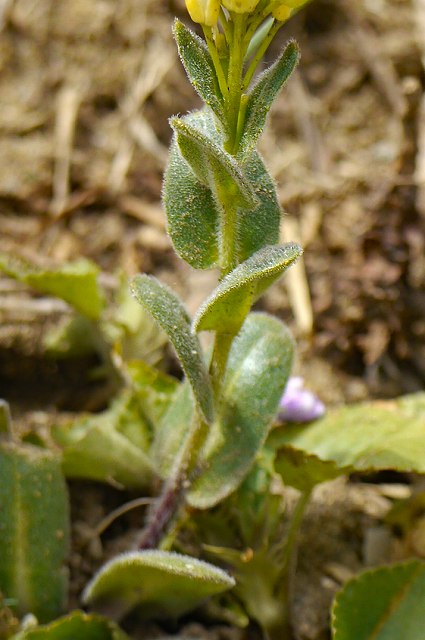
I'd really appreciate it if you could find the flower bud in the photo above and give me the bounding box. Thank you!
[222,0,261,14]
[271,0,309,21]
[278,377,325,423]
[185,0,220,26]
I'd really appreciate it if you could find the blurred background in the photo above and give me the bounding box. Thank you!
[1,0,424,407]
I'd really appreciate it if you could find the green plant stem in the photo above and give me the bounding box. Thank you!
[210,331,235,400]
[224,13,245,154]
[202,25,229,100]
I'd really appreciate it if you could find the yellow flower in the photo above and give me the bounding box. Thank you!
[185,0,220,26]
[222,0,261,14]
[271,0,309,21]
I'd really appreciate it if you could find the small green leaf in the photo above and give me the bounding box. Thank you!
[163,135,219,268]
[274,446,351,493]
[172,116,258,210]
[12,610,129,640]
[52,391,155,489]
[0,442,69,623]
[237,151,281,261]
[173,20,224,123]
[194,243,302,334]
[272,393,425,474]
[0,252,104,319]
[332,560,425,640]
[127,360,179,428]
[189,313,294,508]
[239,41,299,158]
[150,381,194,478]
[83,551,235,620]
[130,275,214,423]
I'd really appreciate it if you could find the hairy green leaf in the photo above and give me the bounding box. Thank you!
[130,275,213,423]
[272,393,425,474]
[332,560,425,640]
[0,442,69,623]
[172,116,258,210]
[173,20,224,123]
[12,611,129,640]
[163,134,219,268]
[189,313,294,508]
[150,381,194,478]
[83,551,235,620]
[194,243,302,333]
[239,41,299,158]
[237,151,281,261]
[0,252,104,319]
[52,391,155,489]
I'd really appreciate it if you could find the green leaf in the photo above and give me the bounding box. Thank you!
[127,360,179,428]
[83,550,235,620]
[163,133,219,269]
[0,442,69,623]
[274,446,351,493]
[173,20,224,123]
[332,560,425,640]
[0,252,104,319]
[239,41,299,158]
[188,313,294,508]
[52,391,155,489]
[130,275,214,423]
[172,116,258,210]
[271,393,425,474]
[12,610,129,640]
[194,243,302,334]
[150,381,194,478]
[237,151,281,261]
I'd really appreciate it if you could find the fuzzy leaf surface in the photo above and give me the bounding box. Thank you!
[189,313,294,508]
[332,560,425,640]
[130,275,213,422]
[173,20,224,122]
[194,243,302,333]
[0,252,104,319]
[52,391,155,489]
[12,611,129,640]
[272,393,425,474]
[172,116,258,210]
[0,442,69,623]
[83,551,235,620]
[150,381,194,478]
[239,41,299,157]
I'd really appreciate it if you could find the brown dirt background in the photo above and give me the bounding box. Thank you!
[1,1,425,639]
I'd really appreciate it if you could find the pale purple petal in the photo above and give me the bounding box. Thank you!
[278,377,325,423]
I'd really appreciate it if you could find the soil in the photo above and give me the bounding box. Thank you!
[1,0,425,639]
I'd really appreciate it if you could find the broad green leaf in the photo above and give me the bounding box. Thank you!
[271,393,425,474]
[194,243,302,334]
[239,41,299,158]
[274,446,352,493]
[83,550,235,620]
[0,252,104,319]
[150,381,194,478]
[127,360,179,428]
[237,151,281,261]
[163,134,219,269]
[173,20,225,123]
[332,560,425,640]
[172,116,258,210]
[0,442,69,623]
[130,275,214,423]
[0,399,12,436]
[12,610,129,639]
[52,391,154,489]
[189,313,294,508]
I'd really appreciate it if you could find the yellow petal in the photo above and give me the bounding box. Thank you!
[185,0,220,26]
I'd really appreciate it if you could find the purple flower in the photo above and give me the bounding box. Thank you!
[278,377,325,423]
